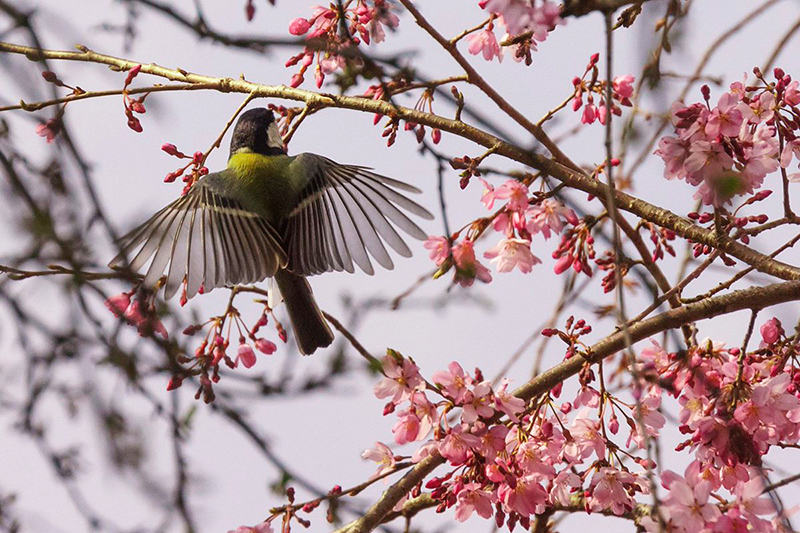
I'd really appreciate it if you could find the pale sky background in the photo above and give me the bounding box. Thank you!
[2,1,800,532]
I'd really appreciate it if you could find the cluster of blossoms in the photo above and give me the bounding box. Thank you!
[425,178,578,286]
[633,318,800,531]
[285,1,399,88]
[159,143,210,194]
[467,0,561,64]
[36,64,148,142]
[571,54,635,126]
[362,316,796,530]
[105,291,168,340]
[655,67,800,207]
[176,305,282,402]
[364,349,662,527]
[104,291,281,401]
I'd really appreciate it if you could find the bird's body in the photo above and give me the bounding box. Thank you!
[112,108,432,355]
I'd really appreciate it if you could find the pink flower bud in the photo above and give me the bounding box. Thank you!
[104,292,131,318]
[553,254,573,274]
[127,117,143,133]
[760,318,782,345]
[289,17,312,35]
[162,143,180,157]
[129,100,146,114]
[167,376,183,391]
[125,64,142,86]
[255,338,277,355]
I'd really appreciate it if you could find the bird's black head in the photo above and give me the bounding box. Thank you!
[229,108,286,157]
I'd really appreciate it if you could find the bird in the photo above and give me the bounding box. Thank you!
[111,107,433,355]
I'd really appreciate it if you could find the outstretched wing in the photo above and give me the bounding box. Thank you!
[284,154,434,276]
[110,175,287,300]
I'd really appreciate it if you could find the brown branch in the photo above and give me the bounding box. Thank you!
[1,41,798,282]
[333,452,445,533]
[513,279,800,402]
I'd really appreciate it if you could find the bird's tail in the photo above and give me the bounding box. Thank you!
[274,270,334,355]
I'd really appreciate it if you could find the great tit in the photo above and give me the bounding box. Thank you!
[111,107,433,355]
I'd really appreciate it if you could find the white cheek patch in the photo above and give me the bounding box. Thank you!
[267,122,284,150]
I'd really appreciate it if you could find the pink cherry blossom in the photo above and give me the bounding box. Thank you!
[550,470,581,506]
[655,135,692,181]
[581,102,597,124]
[438,424,480,465]
[785,80,800,105]
[525,199,578,239]
[409,391,438,440]
[475,423,508,461]
[493,379,525,422]
[732,477,776,527]
[750,91,775,123]
[461,381,495,423]
[35,118,61,143]
[392,411,422,445]
[587,467,638,516]
[482,0,533,35]
[497,475,547,516]
[562,412,606,463]
[705,92,745,138]
[466,24,502,62]
[361,441,396,479]
[123,300,168,340]
[492,179,529,212]
[454,483,494,521]
[660,469,720,530]
[423,235,450,266]
[373,353,423,404]
[612,75,635,99]
[780,139,800,169]
[452,240,493,286]
[491,209,526,237]
[432,362,472,404]
[483,238,541,273]
[411,440,437,463]
[741,126,779,188]
[685,140,734,186]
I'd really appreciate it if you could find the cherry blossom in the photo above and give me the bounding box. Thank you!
[373,352,423,404]
[423,235,450,266]
[432,362,472,404]
[452,240,493,286]
[483,237,541,273]
[361,441,396,479]
[454,483,494,521]
[466,23,502,62]
[525,199,578,239]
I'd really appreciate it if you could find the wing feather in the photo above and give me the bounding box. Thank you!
[283,154,432,276]
[110,175,287,298]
